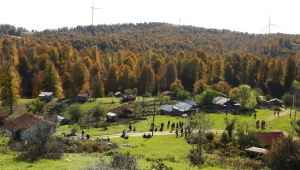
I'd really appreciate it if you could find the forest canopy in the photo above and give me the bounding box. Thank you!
[1,22,300,101]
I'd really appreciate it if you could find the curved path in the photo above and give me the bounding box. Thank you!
[89,110,294,140]
[91,129,225,139]
[265,109,291,121]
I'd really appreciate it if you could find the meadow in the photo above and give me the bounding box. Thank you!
[0,98,296,169]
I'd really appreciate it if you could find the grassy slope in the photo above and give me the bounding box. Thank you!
[0,153,101,170]
[59,108,294,137]
[0,98,296,169]
[110,135,223,170]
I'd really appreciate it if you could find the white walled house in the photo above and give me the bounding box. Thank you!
[5,113,58,140]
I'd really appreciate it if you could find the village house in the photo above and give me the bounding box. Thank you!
[38,92,54,102]
[268,98,283,107]
[162,91,176,99]
[77,92,89,102]
[205,96,240,112]
[108,106,134,119]
[5,113,59,140]
[171,100,199,117]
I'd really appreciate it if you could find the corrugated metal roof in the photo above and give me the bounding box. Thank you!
[212,97,230,105]
[183,100,197,106]
[245,147,268,153]
[39,92,53,97]
[160,105,172,112]
[173,102,192,111]
[269,98,282,103]
[107,112,117,116]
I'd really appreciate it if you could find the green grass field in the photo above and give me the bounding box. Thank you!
[57,108,295,137]
[0,152,103,170]
[1,98,298,169]
[110,135,224,170]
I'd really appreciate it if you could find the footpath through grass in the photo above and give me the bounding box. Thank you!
[58,109,294,137]
[110,135,224,170]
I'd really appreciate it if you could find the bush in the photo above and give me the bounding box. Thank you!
[110,152,139,170]
[81,140,111,153]
[188,145,205,165]
[0,138,10,154]
[56,137,113,153]
[16,138,65,160]
[150,159,173,170]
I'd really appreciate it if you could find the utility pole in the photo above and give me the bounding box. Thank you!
[292,94,297,136]
[152,96,155,136]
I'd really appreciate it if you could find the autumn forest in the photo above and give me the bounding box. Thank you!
[1,23,300,106]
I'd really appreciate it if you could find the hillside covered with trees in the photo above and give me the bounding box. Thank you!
[1,22,300,105]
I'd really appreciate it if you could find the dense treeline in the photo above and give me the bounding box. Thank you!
[0,22,300,104]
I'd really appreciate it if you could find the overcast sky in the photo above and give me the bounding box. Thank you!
[0,0,299,34]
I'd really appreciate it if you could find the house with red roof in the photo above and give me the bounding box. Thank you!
[108,106,134,119]
[5,113,59,140]
[254,131,285,148]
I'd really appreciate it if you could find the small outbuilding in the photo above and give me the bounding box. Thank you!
[106,112,119,121]
[57,115,70,126]
[109,107,134,119]
[114,91,124,97]
[245,147,268,158]
[269,98,283,107]
[253,131,284,148]
[245,147,267,154]
[122,95,136,102]
[77,92,89,102]
[39,92,54,101]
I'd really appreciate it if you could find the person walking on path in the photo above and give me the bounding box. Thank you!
[170,122,175,132]
[129,124,132,131]
[180,128,183,137]
[175,128,178,138]
[184,129,188,139]
[81,130,85,140]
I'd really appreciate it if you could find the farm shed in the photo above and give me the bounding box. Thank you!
[39,92,53,101]
[77,92,89,102]
[253,132,284,148]
[269,98,283,106]
[106,112,119,121]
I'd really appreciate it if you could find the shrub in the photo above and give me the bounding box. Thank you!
[188,145,205,165]
[110,152,139,170]
[150,159,173,170]
[15,125,64,160]
[0,138,10,154]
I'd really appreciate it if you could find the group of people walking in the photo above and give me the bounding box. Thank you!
[166,120,192,139]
